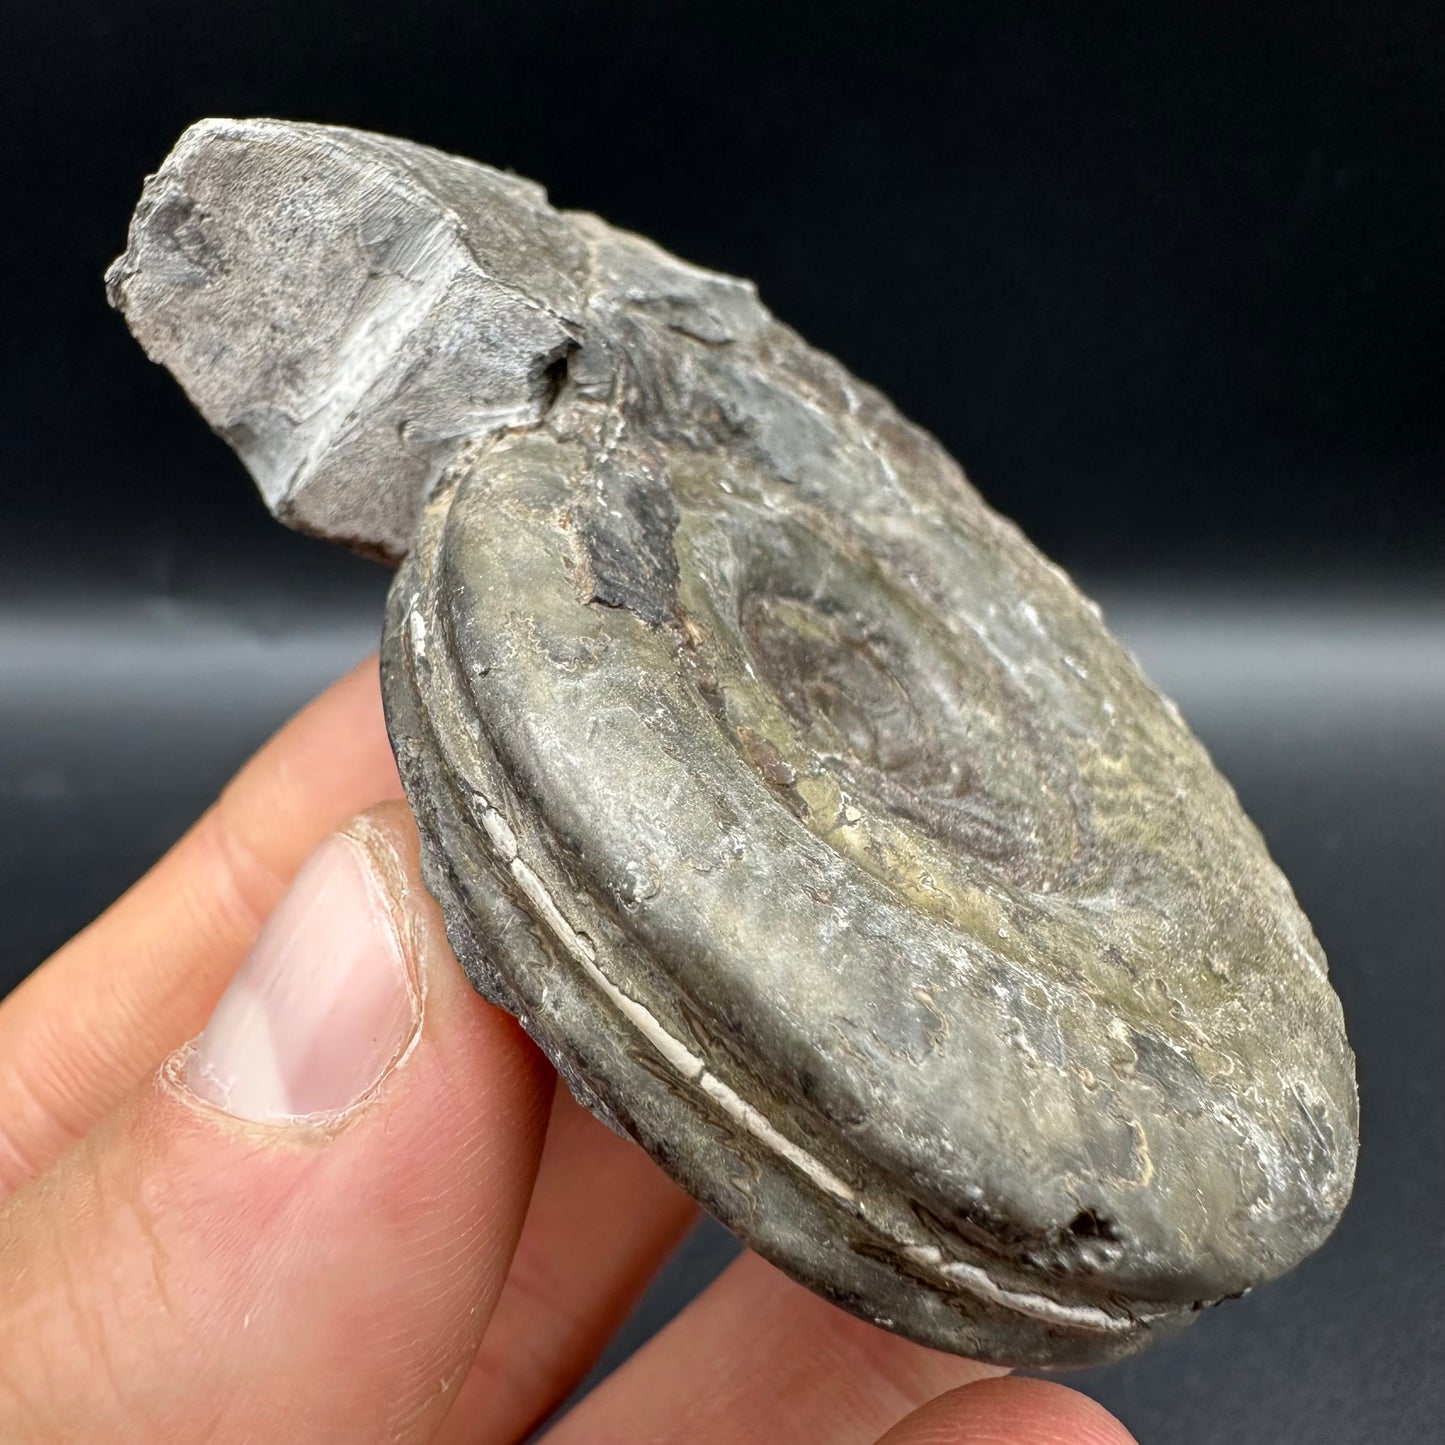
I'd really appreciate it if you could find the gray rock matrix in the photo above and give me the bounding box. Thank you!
[109,119,1358,1368]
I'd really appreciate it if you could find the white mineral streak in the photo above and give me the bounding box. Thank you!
[901,1246,1133,1333]
[473,786,855,1202]
[472,790,856,1203]
[289,228,457,490]
[470,786,1134,1333]
[479,803,518,859]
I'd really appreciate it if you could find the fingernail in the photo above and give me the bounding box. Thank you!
[184,832,419,1122]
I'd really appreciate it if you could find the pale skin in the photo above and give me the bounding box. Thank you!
[0,656,1138,1444]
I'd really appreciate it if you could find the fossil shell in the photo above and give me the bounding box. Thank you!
[109,119,1358,1368]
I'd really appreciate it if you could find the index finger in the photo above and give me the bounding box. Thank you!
[0,654,402,1195]
[874,1379,1137,1445]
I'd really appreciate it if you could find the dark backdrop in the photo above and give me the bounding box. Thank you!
[2,3,1441,1441]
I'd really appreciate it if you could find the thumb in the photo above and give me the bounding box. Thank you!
[0,803,553,1445]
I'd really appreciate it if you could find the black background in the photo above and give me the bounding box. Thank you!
[2,3,1441,1441]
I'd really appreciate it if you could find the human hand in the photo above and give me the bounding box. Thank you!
[0,658,1137,1443]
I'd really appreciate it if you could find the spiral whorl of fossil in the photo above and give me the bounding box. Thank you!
[110,119,1358,1367]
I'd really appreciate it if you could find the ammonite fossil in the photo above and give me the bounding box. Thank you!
[108,119,1358,1369]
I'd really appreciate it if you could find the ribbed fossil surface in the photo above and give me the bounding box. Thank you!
[108,119,1358,1368]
